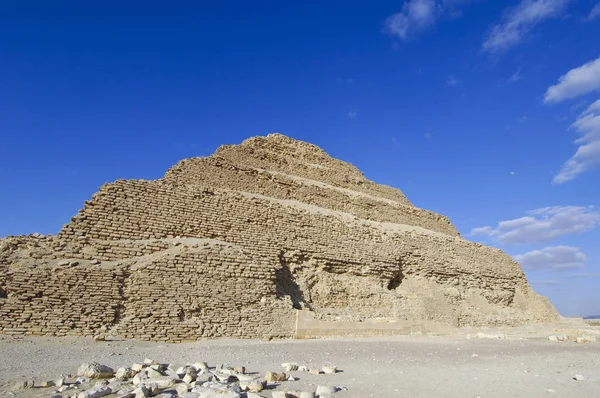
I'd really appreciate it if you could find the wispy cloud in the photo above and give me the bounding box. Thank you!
[566,272,600,278]
[508,66,523,84]
[446,74,460,86]
[544,57,600,104]
[514,246,586,271]
[482,0,572,54]
[384,0,476,41]
[552,99,600,183]
[471,206,600,244]
[348,110,358,119]
[586,2,600,21]
[337,77,355,84]
[385,0,438,40]
[531,280,560,286]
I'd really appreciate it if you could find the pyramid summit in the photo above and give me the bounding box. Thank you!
[0,133,558,341]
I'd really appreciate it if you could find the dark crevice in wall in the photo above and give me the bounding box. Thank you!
[275,250,311,310]
[387,259,405,290]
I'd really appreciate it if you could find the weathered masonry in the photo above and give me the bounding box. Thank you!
[0,134,558,341]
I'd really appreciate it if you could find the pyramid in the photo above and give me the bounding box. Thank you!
[0,134,558,341]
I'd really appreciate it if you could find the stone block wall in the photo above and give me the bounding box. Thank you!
[0,133,560,341]
[0,263,125,336]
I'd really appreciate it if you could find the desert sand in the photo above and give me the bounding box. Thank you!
[1,332,598,398]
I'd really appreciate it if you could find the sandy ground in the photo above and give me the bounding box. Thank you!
[0,335,598,398]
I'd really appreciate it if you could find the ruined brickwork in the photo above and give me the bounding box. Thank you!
[0,134,558,341]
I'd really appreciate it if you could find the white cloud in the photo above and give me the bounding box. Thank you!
[553,99,600,183]
[508,66,524,83]
[531,280,560,286]
[482,0,572,54]
[446,74,460,86]
[348,111,358,118]
[586,3,600,21]
[544,57,600,104]
[470,206,600,244]
[514,246,586,271]
[566,272,600,278]
[385,0,438,40]
[384,0,475,40]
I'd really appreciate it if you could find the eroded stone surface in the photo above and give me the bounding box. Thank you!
[0,133,558,341]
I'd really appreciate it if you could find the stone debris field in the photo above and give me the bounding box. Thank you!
[12,356,341,398]
[1,334,599,398]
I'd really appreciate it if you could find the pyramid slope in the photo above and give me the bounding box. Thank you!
[0,134,558,341]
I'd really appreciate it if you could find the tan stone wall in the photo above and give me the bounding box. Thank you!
[0,133,559,341]
[0,263,125,336]
[162,157,458,236]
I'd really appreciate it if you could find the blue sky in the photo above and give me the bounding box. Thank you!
[1,1,599,316]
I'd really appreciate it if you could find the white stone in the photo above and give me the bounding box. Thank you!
[146,368,163,378]
[131,363,146,372]
[132,385,150,398]
[282,363,298,372]
[142,376,177,389]
[574,374,585,381]
[175,383,191,394]
[115,367,137,379]
[132,372,148,385]
[11,380,34,390]
[77,363,114,379]
[249,380,265,392]
[193,362,209,371]
[77,385,112,398]
[316,385,337,395]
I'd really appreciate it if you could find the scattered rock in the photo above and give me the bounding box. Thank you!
[321,366,337,374]
[573,374,585,381]
[11,380,34,390]
[77,385,112,398]
[576,336,596,344]
[116,367,137,379]
[192,362,208,371]
[316,385,337,395]
[282,363,299,372]
[175,383,191,395]
[77,363,115,379]
[93,334,106,342]
[266,371,287,382]
[132,385,150,398]
[132,364,146,372]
